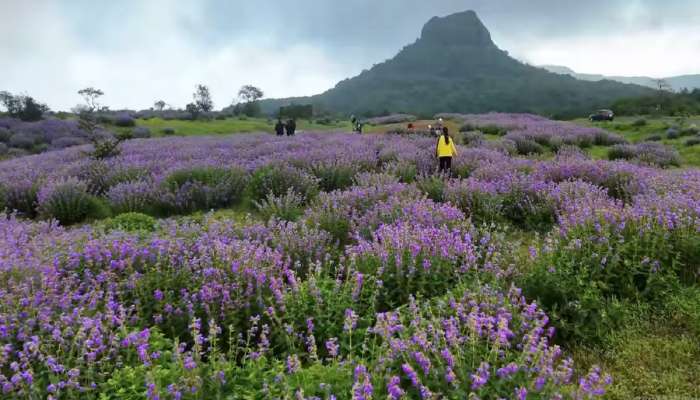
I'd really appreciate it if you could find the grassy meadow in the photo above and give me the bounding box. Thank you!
[576,115,700,167]
[120,117,352,137]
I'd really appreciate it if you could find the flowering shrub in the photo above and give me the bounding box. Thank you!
[162,166,248,213]
[347,222,481,310]
[309,161,359,192]
[37,178,100,225]
[305,182,421,244]
[524,217,699,342]
[107,179,161,215]
[249,164,319,202]
[114,114,136,127]
[608,143,681,167]
[254,188,306,222]
[238,218,334,271]
[9,132,36,150]
[415,173,448,202]
[132,126,152,138]
[0,127,11,142]
[366,114,417,125]
[366,286,612,399]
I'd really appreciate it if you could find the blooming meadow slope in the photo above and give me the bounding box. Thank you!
[0,128,698,399]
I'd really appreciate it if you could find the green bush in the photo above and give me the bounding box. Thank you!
[415,173,447,202]
[254,189,305,222]
[114,115,136,127]
[0,127,12,143]
[631,118,647,127]
[163,166,248,213]
[600,171,638,203]
[276,275,377,359]
[685,137,700,147]
[38,179,101,225]
[248,164,319,202]
[445,186,505,226]
[681,126,699,136]
[80,161,149,195]
[383,160,418,183]
[105,212,158,233]
[480,125,508,136]
[0,184,6,211]
[161,127,176,135]
[500,188,556,232]
[309,163,357,192]
[3,182,39,218]
[522,221,695,343]
[513,138,545,155]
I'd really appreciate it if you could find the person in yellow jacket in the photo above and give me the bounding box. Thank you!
[436,127,457,173]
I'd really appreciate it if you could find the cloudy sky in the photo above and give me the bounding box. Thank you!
[2,0,699,111]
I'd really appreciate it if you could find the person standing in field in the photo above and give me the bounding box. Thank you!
[275,118,285,136]
[287,118,296,136]
[436,126,457,173]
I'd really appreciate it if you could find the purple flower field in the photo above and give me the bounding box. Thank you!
[442,113,627,148]
[0,130,699,399]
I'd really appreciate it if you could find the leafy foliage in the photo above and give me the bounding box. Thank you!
[162,167,248,214]
[105,212,158,233]
[0,91,49,121]
[37,178,101,225]
[254,188,306,222]
[248,164,319,202]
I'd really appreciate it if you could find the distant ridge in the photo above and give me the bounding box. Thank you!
[540,65,700,92]
[261,10,653,117]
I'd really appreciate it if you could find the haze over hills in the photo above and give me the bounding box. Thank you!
[540,65,700,92]
[261,10,654,118]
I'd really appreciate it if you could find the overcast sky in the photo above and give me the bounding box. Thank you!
[2,0,699,111]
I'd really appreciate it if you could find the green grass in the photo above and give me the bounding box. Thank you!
[573,115,700,167]
[570,287,700,399]
[121,117,351,137]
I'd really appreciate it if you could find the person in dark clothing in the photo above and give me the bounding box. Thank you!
[286,119,296,136]
[275,119,285,136]
[355,121,363,134]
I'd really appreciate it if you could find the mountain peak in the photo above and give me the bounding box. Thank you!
[420,10,495,47]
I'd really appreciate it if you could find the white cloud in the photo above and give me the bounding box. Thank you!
[1,0,699,111]
[0,0,356,111]
[516,25,700,77]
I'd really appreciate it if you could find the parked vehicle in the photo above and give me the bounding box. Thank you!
[590,109,615,122]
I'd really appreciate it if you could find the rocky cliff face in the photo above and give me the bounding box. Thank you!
[419,10,496,48]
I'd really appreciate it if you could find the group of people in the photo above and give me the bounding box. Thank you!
[350,115,364,134]
[427,118,445,137]
[275,118,297,136]
[274,114,456,174]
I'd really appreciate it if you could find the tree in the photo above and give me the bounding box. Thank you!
[238,85,264,103]
[654,79,674,113]
[76,87,124,159]
[237,85,264,117]
[0,91,49,122]
[194,84,213,113]
[185,103,200,120]
[655,79,673,93]
[78,87,104,112]
[154,100,167,111]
